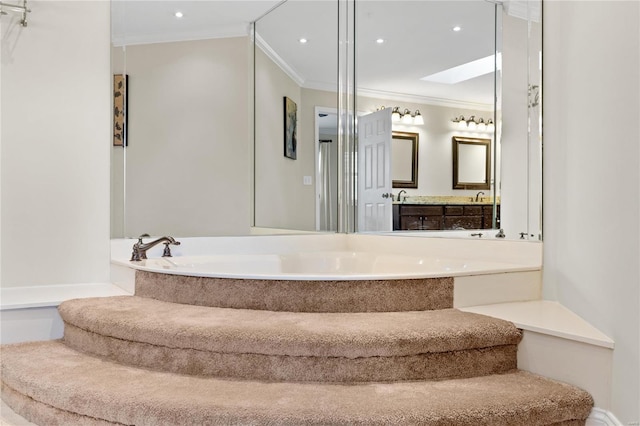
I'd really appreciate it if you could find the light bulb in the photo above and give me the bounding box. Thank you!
[413,110,424,125]
[391,107,401,122]
[401,109,413,124]
[467,116,477,130]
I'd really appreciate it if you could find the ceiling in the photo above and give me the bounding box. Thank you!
[111,1,530,108]
[111,1,282,46]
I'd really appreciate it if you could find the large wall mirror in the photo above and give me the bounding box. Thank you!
[253,0,542,238]
[110,0,542,241]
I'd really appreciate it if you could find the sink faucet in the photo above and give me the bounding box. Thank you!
[475,191,485,202]
[131,234,181,261]
[397,190,407,202]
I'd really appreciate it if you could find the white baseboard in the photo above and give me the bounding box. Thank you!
[587,408,623,426]
[0,283,132,345]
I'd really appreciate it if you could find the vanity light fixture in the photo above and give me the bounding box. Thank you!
[376,38,385,44]
[452,26,462,32]
[451,115,495,132]
[174,11,183,18]
[387,106,424,125]
[299,38,308,44]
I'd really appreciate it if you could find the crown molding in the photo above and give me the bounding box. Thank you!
[355,88,493,111]
[254,33,305,87]
[111,27,249,47]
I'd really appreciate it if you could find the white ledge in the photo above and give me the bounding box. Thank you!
[1,283,132,311]
[461,300,614,349]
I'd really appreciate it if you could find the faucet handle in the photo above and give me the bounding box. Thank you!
[162,241,180,257]
[137,233,150,243]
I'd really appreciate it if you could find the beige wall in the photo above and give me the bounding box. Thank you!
[1,1,111,288]
[544,1,639,422]
[254,47,307,230]
[112,37,251,237]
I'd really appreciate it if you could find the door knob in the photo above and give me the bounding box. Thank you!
[382,193,393,199]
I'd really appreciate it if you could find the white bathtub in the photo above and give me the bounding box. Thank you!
[111,234,542,281]
[116,251,537,280]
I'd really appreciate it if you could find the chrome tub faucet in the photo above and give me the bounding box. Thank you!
[131,234,181,261]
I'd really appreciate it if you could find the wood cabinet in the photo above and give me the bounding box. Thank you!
[393,203,500,231]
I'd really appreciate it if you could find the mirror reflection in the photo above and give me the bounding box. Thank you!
[255,0,501,233]
[254,0,338,231]
[392,131,419,189]
[452,136,491,190]
[111,0,542,240]
[110,1,276,238]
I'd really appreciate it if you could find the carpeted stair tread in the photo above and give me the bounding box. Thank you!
[134,270,454,312]
[59,296,522,358]
[1,341,594,426]
[60,296,521,381]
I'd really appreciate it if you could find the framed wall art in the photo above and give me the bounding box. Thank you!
[283,96,297,159]
[113,74,128,147]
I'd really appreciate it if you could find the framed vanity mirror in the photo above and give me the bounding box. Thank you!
[391,131,419,189]
[452,136,491,190]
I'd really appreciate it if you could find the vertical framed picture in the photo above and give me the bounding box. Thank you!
[113,74,128,147]
[283,96,297,159]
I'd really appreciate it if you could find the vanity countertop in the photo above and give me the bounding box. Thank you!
[394,196,500,206]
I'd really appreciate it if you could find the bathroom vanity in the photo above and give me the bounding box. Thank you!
[392,198,499,231]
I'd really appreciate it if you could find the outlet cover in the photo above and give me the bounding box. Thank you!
[303,176,312,185]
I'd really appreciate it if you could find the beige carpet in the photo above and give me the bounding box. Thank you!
[2,341,592,425]
[135,270,454,312]
[59,296,521,382]
[0,272,593,425]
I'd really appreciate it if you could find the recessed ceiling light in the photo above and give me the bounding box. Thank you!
[452,26,462,32]
[174,11,183,18]
[299,38,308,44]
[376,38,385,44]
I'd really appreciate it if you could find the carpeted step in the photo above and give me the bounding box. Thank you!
[0,341,593,426]
[134,270,454,312]
[59,296,521,382]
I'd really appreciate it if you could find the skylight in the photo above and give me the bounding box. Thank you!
[420,53,502,85]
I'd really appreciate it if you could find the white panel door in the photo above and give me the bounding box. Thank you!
[357,108,392,232]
